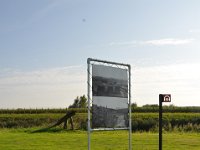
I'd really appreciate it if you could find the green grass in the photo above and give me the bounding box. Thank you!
[0,129,200,150]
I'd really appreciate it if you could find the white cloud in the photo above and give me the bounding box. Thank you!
[0,66,84,86]
[110,38,194,47]
[109,41,137,46]
[189,29,200,33]
[0,66,87,108]
[0,1,64,33]
[1,63,200,108]
[133,63,200,106]
[28,1,62,25]
[142,38,194,46]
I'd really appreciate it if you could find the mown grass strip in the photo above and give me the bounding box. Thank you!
[0,129,200,150]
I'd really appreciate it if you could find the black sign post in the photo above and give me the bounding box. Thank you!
[159,94,171,150]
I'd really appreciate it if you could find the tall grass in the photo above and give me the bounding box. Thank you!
[1,106,200,114]
[1,112,200,132]
[0,108,87,114]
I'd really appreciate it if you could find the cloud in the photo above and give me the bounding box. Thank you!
[133,63,200,106]
[142,38,194,46]
[0,65,84,85]
[27,1,63,25]
[110,38,194,47]
[0,1,64,33]
[189,29,200,33]
[0,66,87,108]
[1,63,200,108]
[109,41,137,46]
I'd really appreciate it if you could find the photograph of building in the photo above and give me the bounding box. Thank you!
[92,104,128,128]
[92,76,128,98]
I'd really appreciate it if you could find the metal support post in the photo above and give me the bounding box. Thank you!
[159,95,163,150]
[87,58,91,150]
[128,65,132,150]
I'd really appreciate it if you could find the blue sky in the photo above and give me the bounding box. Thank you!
[1,0,200,108]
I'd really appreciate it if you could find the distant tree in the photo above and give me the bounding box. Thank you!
[131,102,137,108]
[69,95,87,108]
[169,104,175,107]
[79,95,87,108]
[142,104,158,107]
[68,96,79,108]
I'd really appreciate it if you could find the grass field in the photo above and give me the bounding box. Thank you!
[0,128,200,150]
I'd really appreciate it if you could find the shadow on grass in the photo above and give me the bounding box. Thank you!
[30,127,65,133]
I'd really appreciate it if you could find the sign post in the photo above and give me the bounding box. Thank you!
[87,58,132,150]
[159,94,171,150]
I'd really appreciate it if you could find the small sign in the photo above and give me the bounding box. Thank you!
[160,94,171,102]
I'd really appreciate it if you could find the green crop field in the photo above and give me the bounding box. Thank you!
[1,112,200,132]
[0,128,200,150]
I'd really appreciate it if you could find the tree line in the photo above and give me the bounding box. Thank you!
[1,95,200,113]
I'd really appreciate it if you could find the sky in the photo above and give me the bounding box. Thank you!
[1,0,200,108]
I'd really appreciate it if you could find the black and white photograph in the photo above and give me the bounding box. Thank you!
[92,76,128,98]
[92,64,129,128]
[92,104,128,128]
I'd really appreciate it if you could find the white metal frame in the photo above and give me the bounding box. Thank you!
[87,58,132,150]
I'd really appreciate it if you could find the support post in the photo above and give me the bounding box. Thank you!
[87,58,91,150]
[70,117,74,130]
[128,65,132,150]
[63,119,67,129]
[159,94,163,150]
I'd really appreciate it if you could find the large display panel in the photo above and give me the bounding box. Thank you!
[92,64,129,128]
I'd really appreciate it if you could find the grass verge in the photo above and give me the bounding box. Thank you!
[0,128,200,150]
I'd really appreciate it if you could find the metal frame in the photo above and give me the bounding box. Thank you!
[87,58,132,150]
